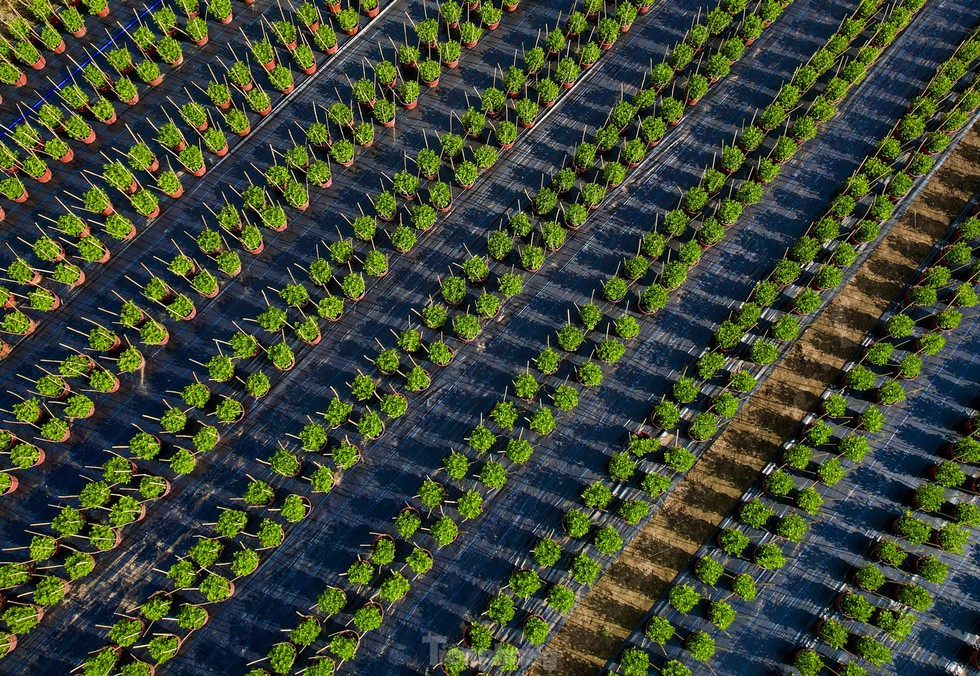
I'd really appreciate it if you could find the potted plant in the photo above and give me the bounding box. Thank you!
[185,16,208,45]
[177,145,206,177]
[446,160,476,190]
[390,170,418,200]
[460,21,483,48]
[157,36,183,65]
[269,65,295,94]
[419,59,441,87]
[337,7,359,34]
[436,41,461,71]
[440,0,462,27]
[0,176,28,203]
[481,2,502,29]
[391,80,419,112]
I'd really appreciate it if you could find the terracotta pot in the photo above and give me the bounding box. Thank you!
[1,474,18,493]
[274,358,296,371]
[58,147,74,163]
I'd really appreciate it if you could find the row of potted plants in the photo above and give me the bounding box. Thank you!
[614,198,978,676]
[765,242,978,674]
[89,0,663,469]
[0,329,182,648]
[0,0,836,604]
[410,0,948,670]
[0,0,820,660]
[105,3,788,664]
[790,375,979,676]
[601,18,980,672]
[76,463,317,675]
[0,10,329,347]
[0,353,306,668]
[89,0,556,422]
[0,0,120,86]
[0,0,489,651]
[1,333,150,453]
[98,0,539,328]
[0,443,177,653]
[352,0,815,370]
[604,20,980,492]
[0,0,600,660]
[3,0,644,374]
[0,91,225,351]
[268,0,794,412]
[0,0,403,353]
[0,0,262,173]
[237,0,880,668]
[609,153,978,676]
[640,35,980,456]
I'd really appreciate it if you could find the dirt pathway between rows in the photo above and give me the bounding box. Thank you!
[531,124,980,675]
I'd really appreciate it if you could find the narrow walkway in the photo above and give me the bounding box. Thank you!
[531,124,980,676]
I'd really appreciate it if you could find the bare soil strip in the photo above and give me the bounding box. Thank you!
[531,124,980,676]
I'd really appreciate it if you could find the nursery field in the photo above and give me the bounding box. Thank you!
[0,0,976,672]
